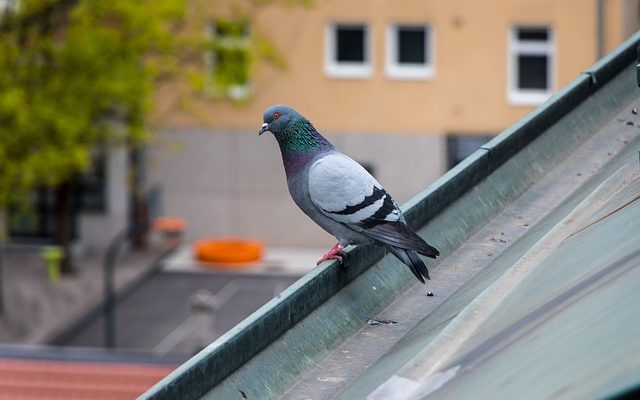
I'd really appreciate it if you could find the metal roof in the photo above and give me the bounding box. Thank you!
[141,31,640,400]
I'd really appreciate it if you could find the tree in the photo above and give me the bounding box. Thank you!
[0,0,302,273]
[0,0,188,273]
[0,0,182,196]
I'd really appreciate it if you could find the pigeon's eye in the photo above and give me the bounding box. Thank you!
[273,112,280,120]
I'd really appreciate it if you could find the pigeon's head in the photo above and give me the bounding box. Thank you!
[259,104,334,155]
[258,104,301,137]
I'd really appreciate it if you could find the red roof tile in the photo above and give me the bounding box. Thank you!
[0,358,175,400]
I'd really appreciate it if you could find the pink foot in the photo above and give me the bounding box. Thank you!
[316,243,346,265]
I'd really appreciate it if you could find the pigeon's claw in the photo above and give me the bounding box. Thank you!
[316,243,346,265]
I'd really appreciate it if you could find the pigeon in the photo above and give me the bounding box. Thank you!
[258,105,439,283]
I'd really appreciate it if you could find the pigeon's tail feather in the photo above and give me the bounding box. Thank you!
[388,246,430,284]
[417,242,440,259]
[360,221,440,259]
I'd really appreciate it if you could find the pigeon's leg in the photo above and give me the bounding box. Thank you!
[316,243,346,265]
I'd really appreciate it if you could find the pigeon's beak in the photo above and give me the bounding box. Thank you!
[258,123,269,136]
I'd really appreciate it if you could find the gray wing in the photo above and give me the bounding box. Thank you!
[308,153,400,226]
[308,153,438,257]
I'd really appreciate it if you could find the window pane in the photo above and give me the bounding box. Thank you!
[517,28,548,41]
[398,27,426,64]
[77,151,106,211]
[518,55,548,90]
[336,26,365,62]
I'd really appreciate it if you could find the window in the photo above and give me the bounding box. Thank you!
[386,24,434,79]
[508,26,554,105]
[9,187,65,242]
[325,23,372,78]
[206,20,251,100]
[446,134,494,169]
[77,150,106,211]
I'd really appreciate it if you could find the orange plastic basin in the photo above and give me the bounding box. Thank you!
[193,238,264,266]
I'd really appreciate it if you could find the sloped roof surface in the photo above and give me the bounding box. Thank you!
[337,91,640,400]
[142,32,640,400]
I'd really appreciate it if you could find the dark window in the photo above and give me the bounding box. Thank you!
[77,151,106,211]
[446,134,494,169]
[335,25,366,63]
[517,28,549,41]
[517,55,548,89]
[397,27,427,64]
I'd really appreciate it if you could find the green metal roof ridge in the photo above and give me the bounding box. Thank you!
[140,31,640,400]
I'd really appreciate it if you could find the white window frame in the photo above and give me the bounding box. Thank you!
[386,24,435,80]
[508,26,555,106]
[325,23,372,79]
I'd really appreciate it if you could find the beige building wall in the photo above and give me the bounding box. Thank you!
[152,0,637,134]
[147,0,639,247]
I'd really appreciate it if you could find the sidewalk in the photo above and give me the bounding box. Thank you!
[164,245,323,276]
[0,245,165,345]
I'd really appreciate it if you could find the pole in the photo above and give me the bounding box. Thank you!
[103,228,130,349]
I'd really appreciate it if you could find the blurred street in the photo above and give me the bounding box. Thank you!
[0,243,314,360]
[62,272,297,357]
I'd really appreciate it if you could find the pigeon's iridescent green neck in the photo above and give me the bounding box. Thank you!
[277,118,333,155]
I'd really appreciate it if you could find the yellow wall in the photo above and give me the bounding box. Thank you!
[152,0,637,135]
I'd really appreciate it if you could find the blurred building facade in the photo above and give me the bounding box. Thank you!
[9,0,637,251]
[145,0,640,248]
